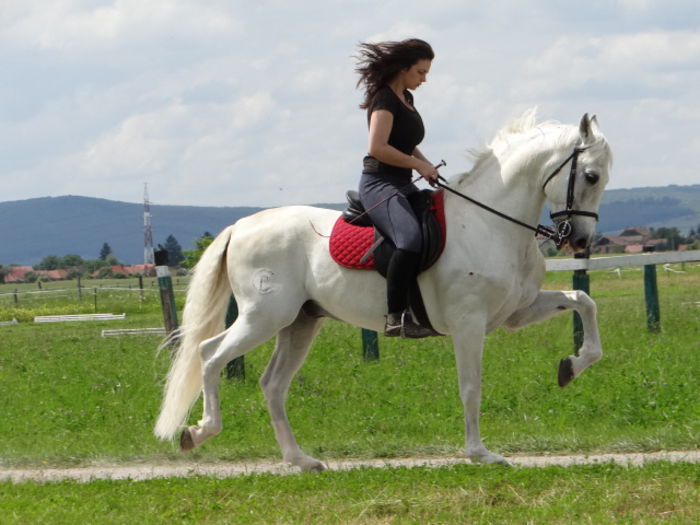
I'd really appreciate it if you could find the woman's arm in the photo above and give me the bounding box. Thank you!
[368,110,438,182]
[411,146,431,166]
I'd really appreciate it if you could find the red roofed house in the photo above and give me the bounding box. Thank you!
[2,266,69,283]
[3,266,34,283]
[594,226,654,254]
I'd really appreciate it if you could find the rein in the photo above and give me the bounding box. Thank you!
[434,178,559,244]
[436,145,596,248]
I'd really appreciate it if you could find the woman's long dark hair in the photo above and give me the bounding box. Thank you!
[355,38,434,109]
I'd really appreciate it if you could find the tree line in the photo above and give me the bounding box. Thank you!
[4,225,699,284]
[0,233,208,283]
[651,226,700,251]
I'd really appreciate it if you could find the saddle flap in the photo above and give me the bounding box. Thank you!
[329,214,377,269]
[330,189,446,273]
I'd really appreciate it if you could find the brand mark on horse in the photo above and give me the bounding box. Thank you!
[253,269,275,294]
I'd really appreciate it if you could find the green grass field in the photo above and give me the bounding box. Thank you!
[1,263,698,523]
[1,266,697,466]
[2,462,698,524]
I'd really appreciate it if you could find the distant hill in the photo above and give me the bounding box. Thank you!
[0,196,265,266]
[2,185,699,265]
[540,184,700,235]
[595,185,700,233]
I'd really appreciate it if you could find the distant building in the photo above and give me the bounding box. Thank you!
[3,266,34,283]
[3,266,69,283]
[2,264,155,282]
[594,226,665,254]
[90,264,155,277]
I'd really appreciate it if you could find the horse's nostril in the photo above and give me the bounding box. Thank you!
[574,237,588,250]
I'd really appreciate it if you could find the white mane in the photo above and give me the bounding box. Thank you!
[456,108,611,185]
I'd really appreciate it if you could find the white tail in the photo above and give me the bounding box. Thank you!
[154,226,235,440]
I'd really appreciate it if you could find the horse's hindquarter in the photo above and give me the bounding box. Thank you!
[227,206,388,330]
[227,206,335,311]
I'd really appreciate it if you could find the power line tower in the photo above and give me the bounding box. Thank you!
[143,183,155,267]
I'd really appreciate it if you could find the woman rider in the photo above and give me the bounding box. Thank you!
[355,38,440,338]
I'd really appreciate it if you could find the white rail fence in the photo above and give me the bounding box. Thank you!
[546,249,700,347]
[34,313,126,323]
[544,249,700,272]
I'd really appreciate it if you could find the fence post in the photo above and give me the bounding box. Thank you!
[572,250,590,353]
[361,328,379,360]
[225,296,245,380]
[154,248,179,337]
[643,245,660,332]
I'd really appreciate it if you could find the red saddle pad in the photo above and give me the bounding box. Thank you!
[329,190,446,271]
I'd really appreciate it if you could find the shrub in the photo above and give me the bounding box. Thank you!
[96,268,115,279]
[0,305,85,323]
[23,272,39,283]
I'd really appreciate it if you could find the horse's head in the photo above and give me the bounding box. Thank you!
[542,114,612,253]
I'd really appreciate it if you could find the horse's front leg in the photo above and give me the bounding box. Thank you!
[504,290,602,387]
[452,318,508,465]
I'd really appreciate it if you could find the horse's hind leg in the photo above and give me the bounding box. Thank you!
[260,309,325,472]
[180,314,279,451]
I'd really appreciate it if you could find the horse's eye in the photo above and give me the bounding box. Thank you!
[584,170,599,185]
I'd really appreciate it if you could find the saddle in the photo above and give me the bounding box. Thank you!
[329,189,447,331]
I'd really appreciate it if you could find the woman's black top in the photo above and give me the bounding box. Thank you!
[363,86,425,179]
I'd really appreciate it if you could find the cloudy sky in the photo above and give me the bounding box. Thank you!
[2,0,699,208]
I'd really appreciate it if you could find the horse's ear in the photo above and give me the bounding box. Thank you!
[579,113,591,141]
[590,114,601,135]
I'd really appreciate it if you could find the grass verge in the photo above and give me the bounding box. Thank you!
[1,462,698,524]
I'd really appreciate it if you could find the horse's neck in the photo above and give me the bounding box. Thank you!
[448,147,548,238]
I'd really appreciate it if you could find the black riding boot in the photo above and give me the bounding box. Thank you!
[385,310,440,338]
[384,249,437,338]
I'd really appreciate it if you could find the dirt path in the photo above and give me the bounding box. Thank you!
[2,451,698,483]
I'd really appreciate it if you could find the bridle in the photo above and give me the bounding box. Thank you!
[541,145,599,243]
[435,144,599,248]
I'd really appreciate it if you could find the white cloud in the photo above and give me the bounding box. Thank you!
[1,0,699,207]
[2,0,240,51]
[80,106,183,175]
[229,92,275,129]
[517,30,700,103]
[365,21,437,44]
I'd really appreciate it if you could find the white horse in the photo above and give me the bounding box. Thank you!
[155,109,612,470]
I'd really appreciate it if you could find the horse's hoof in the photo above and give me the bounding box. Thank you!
[308,461,327,473]
[469,452,510,466]
[558,357,574,388]
[290,455,327,473]
[180,427,196,451]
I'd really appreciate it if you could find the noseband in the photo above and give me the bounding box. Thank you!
[541,145,599,243]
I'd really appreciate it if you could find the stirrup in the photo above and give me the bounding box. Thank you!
[384,312,404,337]
[384,311,442,339]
